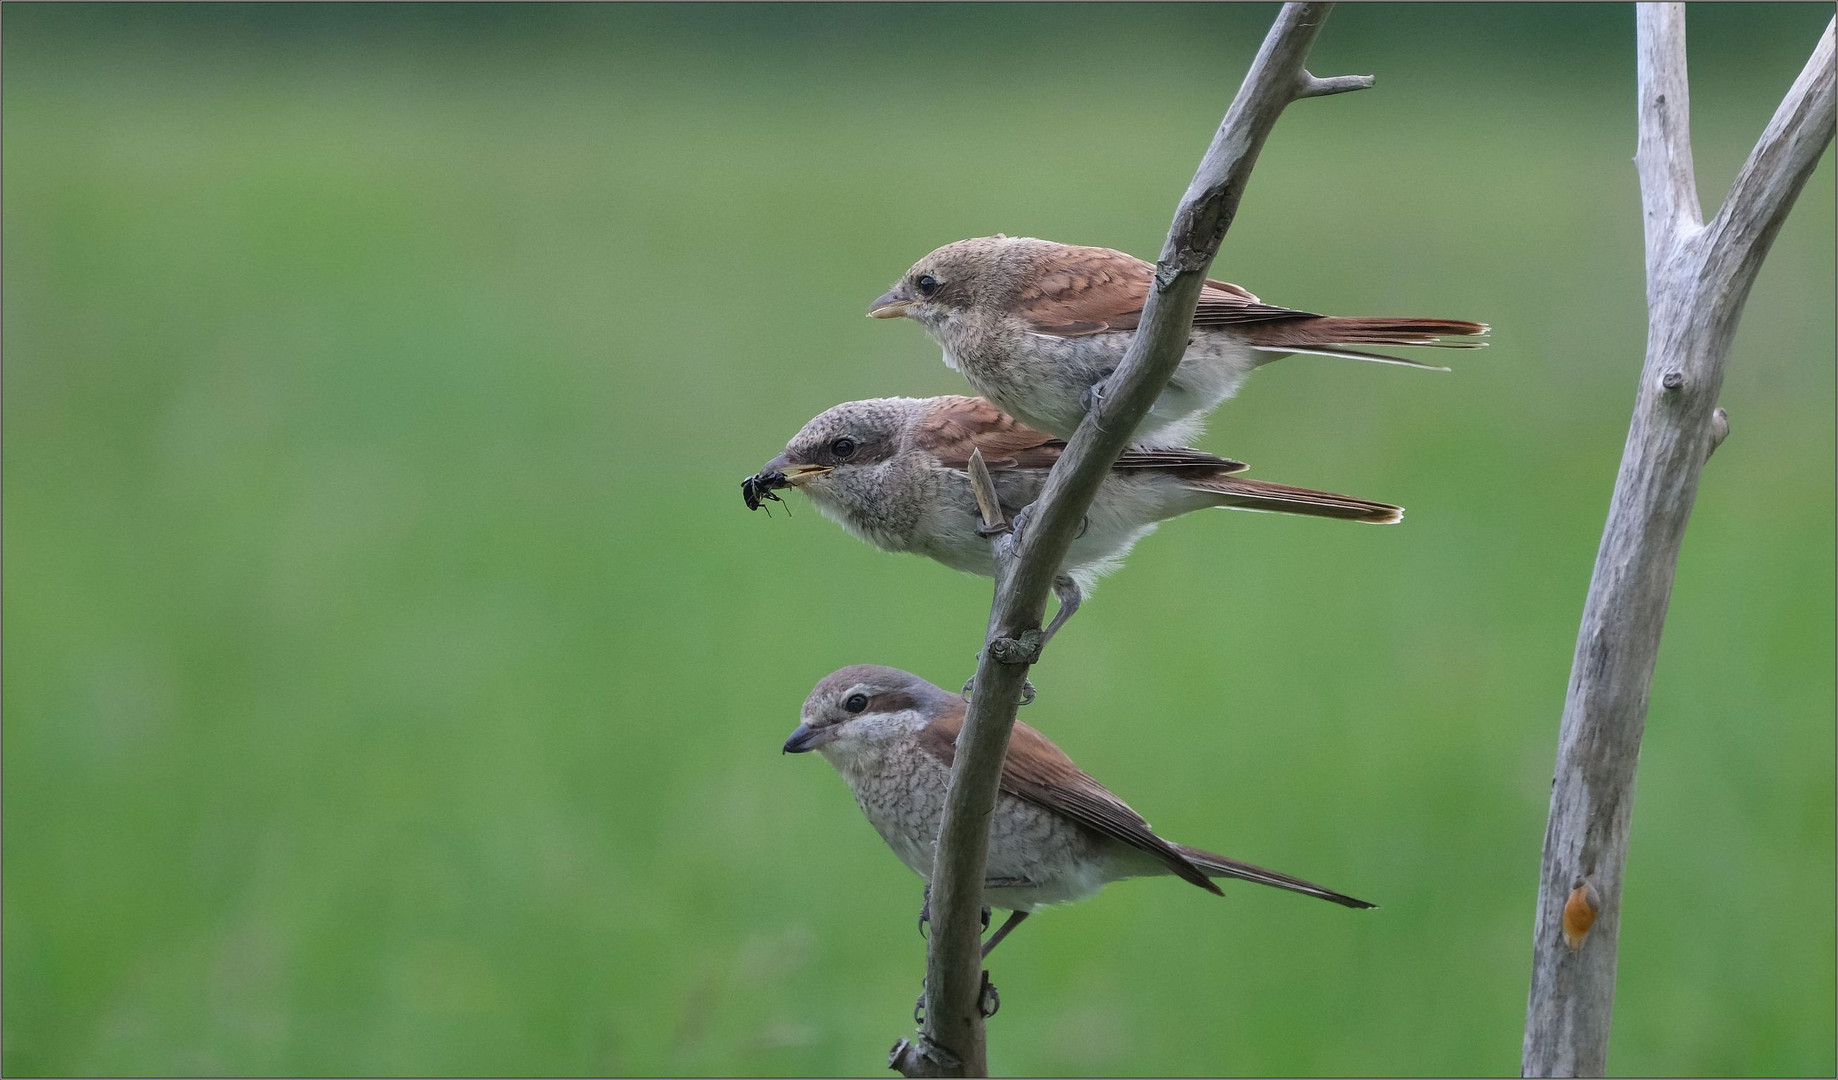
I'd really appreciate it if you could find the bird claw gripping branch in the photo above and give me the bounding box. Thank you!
[977,971,1001,1018]
[961,674,1036,706]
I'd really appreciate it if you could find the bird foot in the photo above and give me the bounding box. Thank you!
[990,503,1086,549]
[911,967,1001,1025]
[961,674,1036,706]
[1079,373,1115,425]
[979,971,1000,1018]
[918,890,992,939]
[1005,503,1036,546]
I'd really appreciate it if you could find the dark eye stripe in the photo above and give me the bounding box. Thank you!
[867,690,921,714]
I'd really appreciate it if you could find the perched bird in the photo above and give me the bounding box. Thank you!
[869,235,1488,445]
[784,664,1373,959]
[743,395,1399,642]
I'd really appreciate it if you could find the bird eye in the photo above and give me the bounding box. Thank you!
[829,436,858,459]
[844,693,869,713]
[916,274,939,297]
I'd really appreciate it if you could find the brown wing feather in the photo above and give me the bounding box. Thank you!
[914,396,1066,470]
[1185,475,1403,523]
[1113,447,1250,474]
[917,709,1222,895]
[1194,274,1322,327]
[917,396,1249,475]
[1010,245,1315,336]
[1192,293,1322,328]
[1011,247,1154,336]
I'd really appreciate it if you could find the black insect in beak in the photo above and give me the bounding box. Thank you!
[742,470,789,513]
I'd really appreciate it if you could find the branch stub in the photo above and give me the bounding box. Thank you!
[986,630,1043,666]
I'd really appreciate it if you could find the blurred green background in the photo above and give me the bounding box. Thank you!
[4,3,1832,1076]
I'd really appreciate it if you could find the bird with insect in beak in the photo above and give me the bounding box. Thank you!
[784,664,1373,976]
[869,235,1488,446]
[743,395,1400,646]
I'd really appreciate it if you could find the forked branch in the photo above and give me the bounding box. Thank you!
[888,3,1373,1075]
[1521,9,1834,1077]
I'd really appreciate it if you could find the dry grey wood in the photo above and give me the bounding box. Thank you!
[888,4,1372,1075]
[1521,9,1834,1077]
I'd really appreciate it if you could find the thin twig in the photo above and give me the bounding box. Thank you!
[892,4,1372,1074]
[1296,70,1375,98]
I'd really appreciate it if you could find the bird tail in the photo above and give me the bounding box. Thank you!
[1173,844,1375,909]
[1246,316,1489,370]
[1183,475,1402,524]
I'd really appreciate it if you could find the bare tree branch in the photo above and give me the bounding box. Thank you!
[1702,17,1837,322]
[1522,8,1834,1077]
[1634,4,1703,247]
[888,4,1371,1075]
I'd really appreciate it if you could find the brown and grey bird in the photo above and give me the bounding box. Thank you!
[743,395,1399,641]
[869,235,1488,445]
[784,664,1373,958]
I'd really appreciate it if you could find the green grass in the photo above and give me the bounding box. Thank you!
[4,4,1832,1075]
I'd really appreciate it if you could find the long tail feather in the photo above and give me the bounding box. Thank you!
[1185,475,1402,524]
[1250,343,1452,371]
[1245,315,1487,370]
[1264,316,1490,346]
[1174,844,1375,909]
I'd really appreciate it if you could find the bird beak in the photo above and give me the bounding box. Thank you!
[782,722,833,754]
[868,287,914,319]
[743,457,835,510]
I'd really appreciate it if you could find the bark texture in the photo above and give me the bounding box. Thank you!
[1521,10,1834,1077]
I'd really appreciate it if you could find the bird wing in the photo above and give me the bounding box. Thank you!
[915,396,1249,475]
[913,396,1067,471]
[1009,245,1318,336]
[917,708,1223,895]
[1111,447,1250,474]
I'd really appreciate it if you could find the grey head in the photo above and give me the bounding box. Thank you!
[781,664,958,756]
[742,397,924,511]
[866,235,1050,331]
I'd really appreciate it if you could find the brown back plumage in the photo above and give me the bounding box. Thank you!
[915,703,1373,908]
[1007,244,1319,336]
[996,241,1486,358]
[914,396,1249,475]
[911,395,1396,521]
[912,395,1067,471]
[916,704,1223,895]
